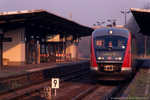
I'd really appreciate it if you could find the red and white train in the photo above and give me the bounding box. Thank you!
[90,27,138,80]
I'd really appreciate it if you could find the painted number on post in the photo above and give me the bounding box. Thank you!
[52,78,59,89]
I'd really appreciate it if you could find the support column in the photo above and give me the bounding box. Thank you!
[53,43,56,62]
[38,43,40,64]
[26,41,29,64]
[76,42,78,60]
[58,43,60,54]
[0,34,3,67]
[64,42,66,60]
[35,41,37,64]
[48,43,51,62]
[58,43,61,61]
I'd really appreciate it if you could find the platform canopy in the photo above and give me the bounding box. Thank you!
[131,8,150,35]
[0,9,93,37]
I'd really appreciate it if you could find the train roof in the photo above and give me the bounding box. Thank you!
[92,27,130,38]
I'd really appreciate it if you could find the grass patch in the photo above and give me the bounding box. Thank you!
[0,71,27,91]
[10,82,22,89]
[0,81,23,91]
[127,69,149,98]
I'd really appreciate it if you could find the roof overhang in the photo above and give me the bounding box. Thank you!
[0,9,94,37]
[131,8,150,35]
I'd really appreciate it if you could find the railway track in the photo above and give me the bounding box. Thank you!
[102,80,131,100]
[70,80,131,100]
[0,67,132,100]
[0,68,90,100]
[71,84,99,100]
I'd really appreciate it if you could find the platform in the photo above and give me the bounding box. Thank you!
[0,59,88,78]
[137,58,150,68]
[121,59,150,99]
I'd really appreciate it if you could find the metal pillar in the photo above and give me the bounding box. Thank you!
[35,41,37,64]
[38,43,40,64]
[0,35,3,67]
[53,43,56,62]
[48,43,51,62]
[58,43,60,54]
[45,42,47,62]
[76,43,78,60]
[26,41,30,64]
[64,42,66,60]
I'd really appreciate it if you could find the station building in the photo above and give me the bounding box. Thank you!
[0,9,93,66]
[131,8,150,56]
[131,8,150,35]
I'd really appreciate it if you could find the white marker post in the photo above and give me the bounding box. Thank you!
[52,78,59,96]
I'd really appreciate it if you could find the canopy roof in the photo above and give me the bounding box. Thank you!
[0,9,93,37]
[131,8,150,35]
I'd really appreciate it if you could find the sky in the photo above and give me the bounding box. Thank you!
[0,0,150,27]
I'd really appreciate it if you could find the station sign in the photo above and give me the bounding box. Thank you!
[3,38,12,42]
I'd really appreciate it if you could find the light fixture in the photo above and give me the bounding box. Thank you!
[119,57,122,60]
[122,46,125,49]
[98,57,101,60]
[115,57,118,60]
[109,30,113,34]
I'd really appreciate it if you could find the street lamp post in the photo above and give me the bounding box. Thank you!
[93,21,105,29]
[97,21,105,27]
[93,24,96,26]
[107,19,116,27]
[121,11,130,27]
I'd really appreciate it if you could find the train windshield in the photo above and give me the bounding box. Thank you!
[94,36,128,49]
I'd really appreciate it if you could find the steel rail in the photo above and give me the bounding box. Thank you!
[101,81,130,100]
[71,84,99,100]
[0,67,89,96]
[0,68,90,100]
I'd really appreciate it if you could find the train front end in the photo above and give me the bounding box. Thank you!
[90,27,132,80]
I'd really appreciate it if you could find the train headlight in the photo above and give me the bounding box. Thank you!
[98,57,102,60]
[109,30,113,34]
[119,57,122,60]
[122,46,125,49]
[102,57,104,60]
[115,57,122,60]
